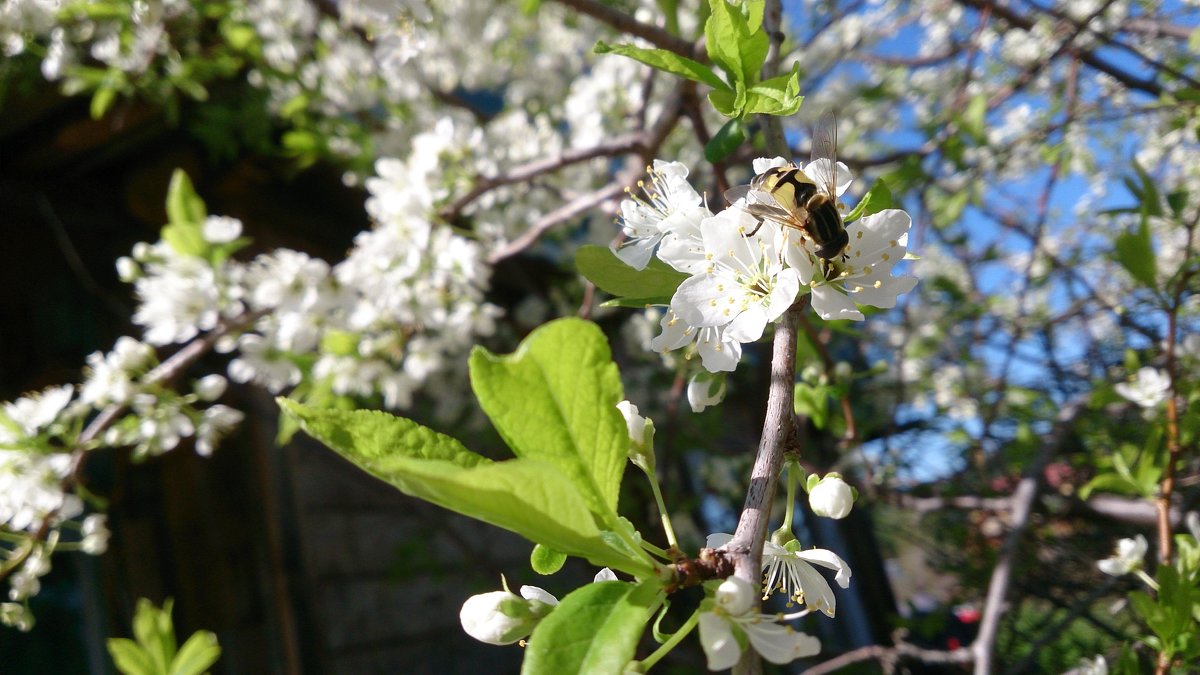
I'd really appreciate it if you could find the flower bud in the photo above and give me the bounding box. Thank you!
[80,514,110,555]
[115,257,140,282]
[194,375,228,402]
[687,372,726,413]
[809,474,855,519]
[459,586,557,645]
[617,400,655,472]
[714,577,755,616]
[0,603,33,632]
[202,215,243,244]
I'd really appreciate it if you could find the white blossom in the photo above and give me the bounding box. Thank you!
[612,161,710,271]
[1114,367,1170,408]
[706,534,852,618]
[1097,535,1148,576]
[697,577,822,671]
[80,337,155,406]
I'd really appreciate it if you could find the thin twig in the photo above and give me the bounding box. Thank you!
[0,311,261,587]
[438,135,645,224]
[970,397,1085,674]
[549,0,697,58]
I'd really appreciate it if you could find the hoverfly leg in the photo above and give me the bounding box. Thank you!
[745,215,765,238]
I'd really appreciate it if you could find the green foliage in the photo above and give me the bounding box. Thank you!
[596,0,800,123]
[576,245,688,306]
[522,581,661,675]
[1080,434,1163,500]
[107,599,221,675]
[844,178,894,223]
[1113,218,1159,289]
[279,319,658,577]
[1130,566,1200,663]
[704,0,768,95]
[593,42,725,91]
[706,118,747,162]
[794,382,830,430]
[531,544,568,575]
[159,169,250,265]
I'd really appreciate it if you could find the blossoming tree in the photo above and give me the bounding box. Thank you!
[1,0,1197,672]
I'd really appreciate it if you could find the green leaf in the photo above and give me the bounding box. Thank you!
[1078,472,1140,500]
[1132,161,1164,217]
[708,87,739,117]
[594,42,727,92]
[279,399,653,575]
[522,581,661,675]
[108,638,157,675]
[165,170,207,229]
[531,544,568,575]
[576,246,688,302]
[706,118,747,162]
[961,93,987,143]
[794,382,830,430]
[161,170,209,258]
[470,319,627,520]
[132,598,175,675]
[1113,219,1158,288]
[741,63,802,117]
[705,0,768,89]
[844,179,894,222]
[169,631,221,675]
[91,86,118,120]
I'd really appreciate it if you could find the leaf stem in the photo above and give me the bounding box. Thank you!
[637,608,700,672]
[645,467,680,550]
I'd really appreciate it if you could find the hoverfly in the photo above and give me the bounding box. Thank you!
[726,111,850,262]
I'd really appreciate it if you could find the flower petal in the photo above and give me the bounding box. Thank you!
[699,613,743,671]
[741,618,822,663]
[795,549,852,588]
[811,285,864,321]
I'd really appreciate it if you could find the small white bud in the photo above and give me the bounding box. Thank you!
[115,257,140,282]
[594,567,618,583]
[0,603,33,632]
[202,215,243,244]
[617,400,656,473]
[714,577,755,616]
[194,374,228,401]
[459,586,557,646]
[80,514,110,555]
[834,361,853,382]
[809,474,855,519]
[687,372,726,413]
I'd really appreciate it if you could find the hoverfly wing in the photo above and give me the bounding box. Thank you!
[743,202,796,223]
[724,184,754,206]
[809,111,839,199]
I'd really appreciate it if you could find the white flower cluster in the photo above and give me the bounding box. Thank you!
[1,121,499,625]
[616,158,917,377]
[0,386,110,628]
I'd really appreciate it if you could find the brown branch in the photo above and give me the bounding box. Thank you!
[438,134,646,224]
[0,311,261,587]
[969,396,1086,674]
[804,635,973,675]
[485,77,687,263]
[955,0,1163,97]
[549,0,697,58]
